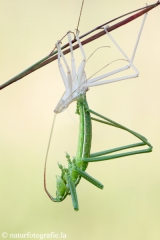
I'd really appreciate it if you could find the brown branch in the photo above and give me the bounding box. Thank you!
[0,1,159,90]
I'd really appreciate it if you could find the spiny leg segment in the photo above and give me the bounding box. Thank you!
[83,12,148,87]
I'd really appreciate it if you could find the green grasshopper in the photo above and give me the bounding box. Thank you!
[44,14,152,211]
[45,94,152,211]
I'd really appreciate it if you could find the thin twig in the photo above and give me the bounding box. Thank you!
[76,0,85,33]
[0,1,159,90]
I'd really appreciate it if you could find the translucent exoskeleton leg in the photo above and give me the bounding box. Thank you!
[68,32,77,91]
[84,12,148,88]
[54,31,88,113]
[75,30,86,87]
[56,40,72,101]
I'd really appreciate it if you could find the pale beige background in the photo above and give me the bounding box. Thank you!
[0,1,160,240]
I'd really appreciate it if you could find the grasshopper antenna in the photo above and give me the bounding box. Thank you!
[44,113,57,200]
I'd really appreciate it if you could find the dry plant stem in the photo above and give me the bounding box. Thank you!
[0,1,159,90]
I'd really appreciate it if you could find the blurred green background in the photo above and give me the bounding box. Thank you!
[0,1,160,239]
